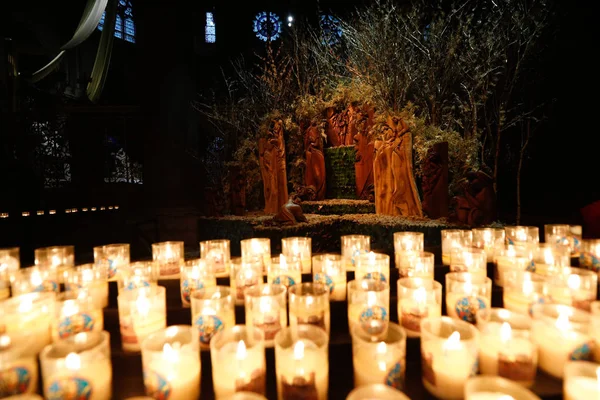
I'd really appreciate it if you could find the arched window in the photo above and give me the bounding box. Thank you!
[205,12,216,43]
[98,0,136,44]
[253,12,281,42]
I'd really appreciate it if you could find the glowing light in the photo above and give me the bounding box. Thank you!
[413,287,427,304]
[293,340,305,360]
[65,353,81,371]
[376,342,387,372]
[237,340,248,360]
[567,274,581,290]
[259,297,272,313]
[136,294,150,316]
[500,322,512,342]
[555,311,571,331]
[443,331,462,354]
[163,342,180,363]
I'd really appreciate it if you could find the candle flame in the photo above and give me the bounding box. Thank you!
[507,246,516,258]
[293,340,305,360]
[483,230,492,243]
[236,340,248,360]
[500,322,512,342]
[464,252,473,268]
[163,343,180,363]
[18,298,33,313]
[62,300,79,317]
[0,335,11,347]
[516,229,527,242]
[567,274,581,290]
[443,331,462,353]
[51,254,61,267]
[165,245,173,259]
[555,311,571,331]
[82,270,94,283]
[376,341,387,354]
[522,276,533,295]
[402,237,415,250]
[190,266,200,280]
[415,259,424,273]
[543,248,554,265]
[259,297,272,313]
[414,287,427,304]
[464,281,473,296]
[65,353,81,371]
[280,254,287,269]
[251,240,262,253]
[74,332,87,344]
[31,271,43,287]
[368,252,376,265]
[366,292,377,307]
[135,294,150,316]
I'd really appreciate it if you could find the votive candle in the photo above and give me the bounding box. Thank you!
[0,247,19,293]
[11,266,59,295]
[118,262,158,293]
[355,252,391,285]
[564,361,600,400]
[545,224,574,253]
[268,255,302,289]
[230,258,263,306]
[346,384,410,400]
[180,259,217,308]
[201,239,231,275]
[347,279,390,340]
[502,271,549,317]
[191,286,236,349]
[94,243,130,280]
[312,254,346,301]
[548,268,597,311]
[397,278,442,337]
[494,245,533,287]
[289,283,330,335]
[445,272,492,324]
[341,235,370,270]
[152,241,184,277]
[34,245,74,282]
[241,238,271,274]
[393,232,424,269]
[441,230,473,266]
[532,243,570,276]
[450,248,487,279]
[244,284,287,347]
[580,239,600,271]
[504,226,539,246]
[117,286,167,352]
[64,263,109,309]
[397,251,434,280]
[0,333,39,395]
[52,292,104,341]
[282,237,312,274]
[472,228,505,263]
[464,376,541,400]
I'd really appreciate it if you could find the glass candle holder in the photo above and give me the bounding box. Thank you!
[564,361,600,400]
[64,263,109,309]
[34,245,74,282]
[494,245,534,287]
[0,247,19,290]
[312,254,346,301]
[240,238,271,274]
[52,292,104,341]
[503,271,549,317]
[355,252,391,285]
[351,322,407,390]
[281,237,312,274]
[245,284,287,347]
[94,243,130,280]
[445,272,492,324]
[476,308,537,387]
[547,268,597,312]
[397,278,442,337]
[545,224,573,252]
[40,331,112,400]
[210,325,266,398]
[591,301,600,362]
[472,228,505,263]
[441,230,473,266]
[191,286,236,349]
[505,226,539,246]
[180,259,217,308]
[201,239,231,275]
[341,235,370,270]
[346,384,410,400]
[117,286,167,352]
[141,325,201,400]
[569,225,583,257]
[420,317,479,400]
[397,251,434,280]
[393,232,424,269]
[230,258,264,306]
[268,255,302,289]
[464,376,541,400]
[11,266,59,295]
[118,262,159,293]
[0,292,55,355]
[289,283,330,336]
[222,393,268,400]
[275,325,329,400]
[450,248,487,279]
[347,279,390,340]
[530,304,593,379]
[152,241,184,277]
[580,239,600,271]
[532,243,570,276]
[0,332,39,395]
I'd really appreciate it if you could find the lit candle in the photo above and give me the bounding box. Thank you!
[393,232,424,269]
[282,237,312,274]
[94,243,130,280]
[268,255,302,289]
[548,268,597,311]
[445,272,492,324]
[346,384,410,400]
[11,266,59,296]
[580,239,600,271]
[118,286,167,352]
[347,279,390,339]
[564,361,600,400]
[532,243,570,276]
[0,247,19,297]
[180,260,217,308]
[289,283,330,335]
[441,230,473,266]
[64,264,109,309]
[34,245,74,282]
[472,228,505,263]
[494,245,532,287]
[464,376,541,400]
[502,271,548,316]
[152,241,184,277]
[53,293,104,341]
[355,252,390,285]
[312,254,346,301]
[118,262,158,293]
[590,302,600,362]
[191,286,236,349]
[245,284,287,347]
[0,333,39,396]
[504,226,539,247]
[397,279,442,337]
[450,248,487,279]
[397,251,434,280]
[241,238,271,274]
[201,239,231,275]
[341,235,370,270]
[230,259,263,306]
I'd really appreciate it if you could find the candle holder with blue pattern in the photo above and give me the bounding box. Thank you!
[313,254,346,301]
[445,272,491,324]
[180,259,217,308]
[355,252,390,286]
[341,235,370,271]
[347,279,390,340]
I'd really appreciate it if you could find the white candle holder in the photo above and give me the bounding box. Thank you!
[268,255,302,289]
[0,247,19,293]
[494,245,533,287]
[0,292,55,355]
[0,332,39,395]
[117,286,167,353]
[241,238,271,274]
[532,243,570,276]
[564,361,600,400]
[289,283,330,336]
[545,224,574,254]
[355,252,391,285]
[244,284,287,347]
[191,286,236,350]
[152,241,184,277]
[347,279,390,340]
[580,239,600,271]
[450,248,487,279]
[420,316,479,400]
[141,325,201,400]
[502,271,549,317]
[341,235,370,271]
[505,226,539,246]
[64,264,109,309]
[11,266,59,295]
[445,272,492,324]
[531,304,593,379]
[275,325,329,400]
[548,267,597,311]
[397,251,434,280]
[472,228,505,263]
[230,258,264,306]
[210,325,266,398]
[40,331,112,400]
[53,292,104,341]
[282,237,312,274]
[118,262,159,293]
[180,259,217,308]
[200,239,231,275]
[351,322,407,390]
[393,232,424,269]
[346,384,410,400]
[476,308,537,387]
[441,230,473,266]
[34,245,74,282]
[397,278,442,337]
[312,254,346,301]
[94,243,130,280]
[464,376,540,400]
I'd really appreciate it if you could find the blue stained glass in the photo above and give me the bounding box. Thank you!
[115,31,122,39]
[96,1,135,44]
[125,19,135,35]
[320,14,342,45]
[253,12,281,42]
[115,15,123,32]
[205,12,216,43]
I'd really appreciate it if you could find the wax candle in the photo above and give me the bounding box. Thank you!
[548,268,597,311]
[450,248,487,279]
[268,255,302,289]
[180,260,217,308]
[0,292,54,355]
[347,279,390,340]
[230,258,264,306]
[472,228,505,263]
[0,247,19,294]
[282,237,312,274]
[504,226,539,247]
[52,292,104,341]
[289,283,330,335]
[191,286,236,349]
[445,272,492,324]
[117,286,167,352]
[275,325,329,400]
[397,251,434,280]
[94,243,130,280]
[346,384,410,400]
[222,392,268,400]
[502,271,549,316]
[152,241,184,277]
[34,245,74,282]
[580,239,600,271]
[241,238,271,274]
[118,262,159,294]
[393,232,424,269]
[590,301,600,362]
[420,317,479,400]
[530,304,594,379]
[64,263,109,309]
[11,266,59,295]
[494,245,533,287]
[531,243,570,276]
[312,254,346,301]
[464,376,541,400]
[569,226,583,257]
[355,252,390,285]
[564,361,600,400]
[201,239,231,275]
[441,230,473,265]
[245,284,287,347]
[0,333,39,396]
[545,224,576,256]
[40,331,112,400]
[351,323,406,390]
[476,309,537,386]
[341,235,370,270]
[397,278,442,337]
[210,326,266,399]
[141,326,201,400]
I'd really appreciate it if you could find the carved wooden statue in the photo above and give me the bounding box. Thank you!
[325,107,353,147]
[422,142,449,219]
[229,166,246,216]
[353,104,375,200]
[272,194,308,225]
[259,118,289,214]
[452,171,496,226]
[373,115,423,217]
[303,121,326,200]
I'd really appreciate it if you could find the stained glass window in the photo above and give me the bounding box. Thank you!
[205,12,216,43]
[320,15,342,46]
[253,12,281,42]
[97,0,135,44]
